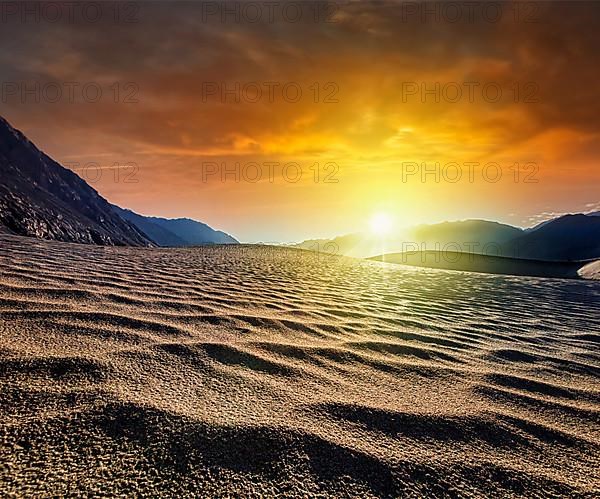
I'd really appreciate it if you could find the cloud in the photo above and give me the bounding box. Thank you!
[1,1,598,239]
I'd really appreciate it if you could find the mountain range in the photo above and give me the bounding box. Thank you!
[0,113,597,261]
[294,216,600,262]
[0,115,237,247]
[504,214,600,261]
[112,206,238,246]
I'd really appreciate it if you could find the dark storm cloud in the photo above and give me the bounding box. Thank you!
[0,1,599,155]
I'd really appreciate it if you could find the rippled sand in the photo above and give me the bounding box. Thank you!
[0,234,599,497]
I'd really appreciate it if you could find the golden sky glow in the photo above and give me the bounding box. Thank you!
[1,1,599,241]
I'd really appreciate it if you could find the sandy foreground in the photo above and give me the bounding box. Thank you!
[0,234,599,497]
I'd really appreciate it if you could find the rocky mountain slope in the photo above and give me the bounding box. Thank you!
[0,116,152,246]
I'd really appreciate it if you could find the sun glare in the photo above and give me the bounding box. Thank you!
[369,212,393,235]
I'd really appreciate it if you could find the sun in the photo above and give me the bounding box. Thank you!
[369,212,393,236]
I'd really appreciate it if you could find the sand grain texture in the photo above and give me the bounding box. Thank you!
[580,260,600,280]
[0,235,599,497]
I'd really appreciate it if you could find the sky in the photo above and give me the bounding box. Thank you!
[1,1,599,242]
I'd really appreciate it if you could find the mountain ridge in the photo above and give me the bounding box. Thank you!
[0,115,152,246]
[293,215,600,261]
[0,114,238,247]
[503,214,600,261]
[114,206,239,246]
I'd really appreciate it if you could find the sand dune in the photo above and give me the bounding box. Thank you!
[0,234,599,496]
[579,260,600,280]
[369,251,585,279]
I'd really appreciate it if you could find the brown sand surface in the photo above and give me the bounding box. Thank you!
[0,234,599,497]
[580,260,600,280]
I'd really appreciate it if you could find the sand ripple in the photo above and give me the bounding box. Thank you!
[0,235,599,496]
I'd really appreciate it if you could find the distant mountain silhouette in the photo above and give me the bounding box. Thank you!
[294,220,525,258]
[410,220,523,250]
[503,214,600,261]
[295,216,599,262]
[293,233,364,257]
[114,206,238,246]
[111,207,187,246]
[0,115,151,246]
